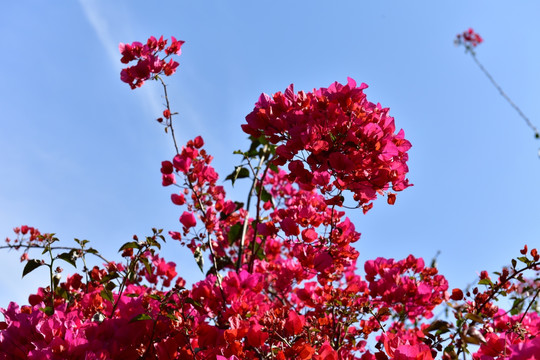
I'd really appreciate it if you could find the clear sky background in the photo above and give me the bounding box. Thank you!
[1,1,539,309]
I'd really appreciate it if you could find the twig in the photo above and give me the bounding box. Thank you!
[467,50,539,139]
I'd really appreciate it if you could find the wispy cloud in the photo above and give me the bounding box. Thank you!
[78,0,120,67]
[78,0,163,116]
[77,1,208,146]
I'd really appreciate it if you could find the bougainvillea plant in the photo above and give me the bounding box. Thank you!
[0,35,538,360]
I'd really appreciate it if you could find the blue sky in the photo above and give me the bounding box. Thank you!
[1,1,539,308]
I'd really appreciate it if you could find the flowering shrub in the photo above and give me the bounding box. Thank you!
[0,36,538,359]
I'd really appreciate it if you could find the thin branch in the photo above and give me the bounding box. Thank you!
[236,145,269,271]
[0,244,111,265]
[468,50,539,139]
[519,285,540,324]
[157,76,180,154]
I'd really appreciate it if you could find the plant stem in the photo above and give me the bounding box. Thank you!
[157,76,180,154]
[237,145,268,271]
[469,51,539,138]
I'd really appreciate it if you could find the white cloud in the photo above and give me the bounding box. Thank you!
[78,0,163,116]
[78,0,120,67]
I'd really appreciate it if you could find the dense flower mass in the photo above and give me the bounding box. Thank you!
[242,78,411,210]
[1,35,539,360]
[455,28,483,49]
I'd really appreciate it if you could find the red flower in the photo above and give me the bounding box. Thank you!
[455,28,483,49]
[284,310,305,336]
[171,193,186,205]
[180,211,196,228]
[450,288,463,301]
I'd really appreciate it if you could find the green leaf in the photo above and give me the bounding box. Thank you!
[146,236,161,250]
[56,286,69,300]
[216,256,232,271]
[510,298,524,314]
[130,313,152,323]
[423,320,450,333]
[75,238,90,247]
[22,259,44,278]
[194,246,204,272]
[517,256,531,265]
[105,282,117,291]
[100,289,114,303]
[329,132,337,142]
[40,306,54,316]
[478,278,492,286]
[234,202,244,211]
[57,251,77,268]
[205,265,216,277]
[254,244,266,261]
[101,272,120,284]
[511,259,517,268]
[245,136,263,157]
[268,162,279,173]
[465,313,484,323]
[140,257,152,275]
[228,223,242,245]
[118,241,141,252]
[185,297,202,308]
[225,166,250,186]
[260,187,272,204]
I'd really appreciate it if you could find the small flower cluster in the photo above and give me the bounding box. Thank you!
[120,36,184,89]
[455,28,483,49]
[0,241,188,359]
[364,255,449,320]
[473,311,540,359]
[242,78,411,210]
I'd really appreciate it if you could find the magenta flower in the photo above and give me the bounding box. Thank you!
[119,36,184,89]
[179,211,196,228]
[455,28,483,49]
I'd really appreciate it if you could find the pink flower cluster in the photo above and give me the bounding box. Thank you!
[0,253,187,359]
[120,36,184,89]
[455,28,483,49]
[473,311,540,359]
[364,256,448,320]
[242,78,411,210]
